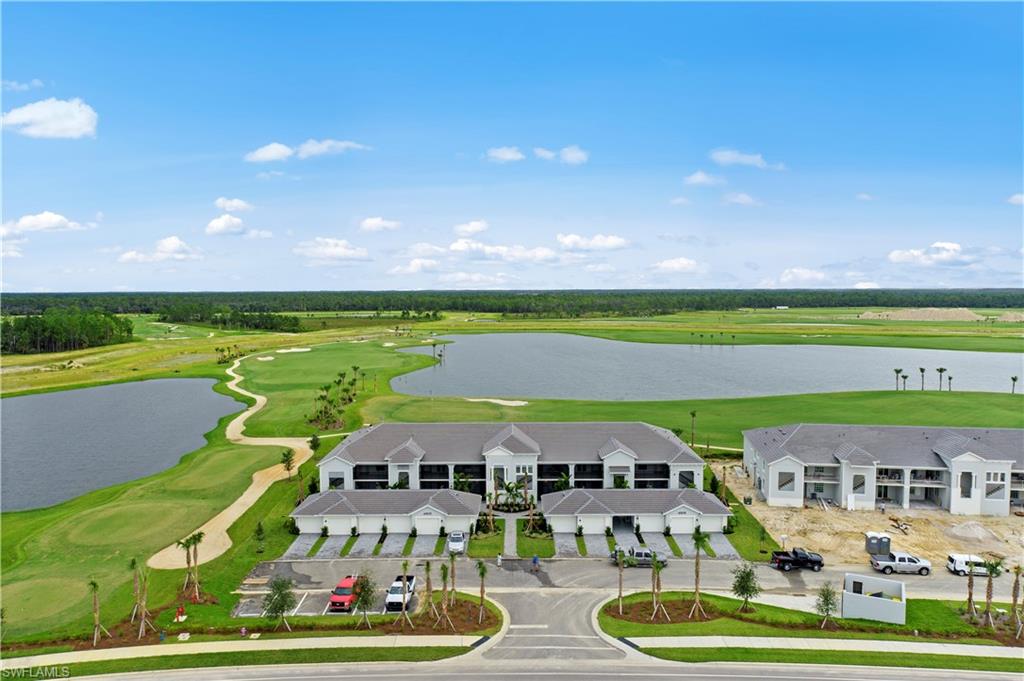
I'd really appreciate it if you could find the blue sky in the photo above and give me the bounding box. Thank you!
[2,2,1022,292]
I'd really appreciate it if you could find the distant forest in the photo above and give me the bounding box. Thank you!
[2,289,1022,318]
[1,308,134,354]
[156,304,302,332]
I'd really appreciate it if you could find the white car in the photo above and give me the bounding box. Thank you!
[946,553,996,577]
[447,531,466,554]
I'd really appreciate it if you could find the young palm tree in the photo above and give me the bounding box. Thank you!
[396,559,414,629]
[616,548,625,615]
[435,563,455,631]
[893,368,902,390]
[424,560,439,618]
[650,556,670,622]
[177,537,193,591]
[486,492,496,533]
[281,449,295,479]
[136,567,155,640]
[936,367,946,390]
[554,472,571,492]
[1012,376,1019,395]
[89,580,111,647]
[191,531,205,600]
[901,374,908,390]
[983,558,1004,628]
[966,561,978,617]
[449,552,458,607]
[476,559,488,623]
[947,375,953,392]
[129,557,140,622]
[689,526,709,620]
[689,410,697,447]
[1010,564,1022,640]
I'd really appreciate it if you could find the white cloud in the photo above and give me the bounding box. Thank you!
[683,170,724,186]
[454,220,488,237]
[449,238,557,263]
[214,197,253,212]
[556,233,629,251]
[559,145,589,165]
[437,271,512,288]
[888,241,975,266]
[360,216,401,232]
[669,196,691,205]
[296,138,370,159]
[405,242,447,257]
[709,148,783,170]
[292,237,369,264]
[585,263,616,273]
[245,142,294,162]
[2,78,44,92]
[244,229,273,239]
[533,147,556,160]
[2,237,26,258]
[1008,193,1024,206]
[389,258,440,275]
[2,211,84,234]
[723,192,760,206]
[118,236,201,263]
[205,213,245,235]
[856,193,875,202]
[2,97,97,138]
[853,281,879,289]
[779,267,826,283]
[257,170,286,180]
[653,256,701,273]
[486,146,525,163]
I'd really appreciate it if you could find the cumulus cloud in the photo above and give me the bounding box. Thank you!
[779,267,826,283]
[244,229,273,239]
[389,258,440,275]
[709,148,784,170]
[856,193,875,202]
[292,237,369,264]
[214,197,253,212]
[533,147,556,160]
[245,142,294,162]
[454,220,488,237]
[2,97,97,138]
[556,233,629,251]
[2,78,44,92]
[683,170,724,186]
[853,281,879,289]
[405,242,447,257]
[486,146,525,163]
[652,256,701,273]
[888,241,975,266]
[118,236,201,263]
[2,211,85,234]
[449,238,557,263]
[559,145,589,165]
[296,138,370,159]
[437,271,512,288]
[723,192,760,206]
[1008,193,1024,206]
[359,216,401,232]
[205,213,245,235]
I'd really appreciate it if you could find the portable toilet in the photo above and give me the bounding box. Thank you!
[864,531,891,556]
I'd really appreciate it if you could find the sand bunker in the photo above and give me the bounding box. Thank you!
[859,308,985,322]
[276,348,311,353]
[349,339,369,343]
[997,311,1024,322]
[146,336,188,340]
[255,356,275,362]
[464,398,529,407]
[382,342,396,347]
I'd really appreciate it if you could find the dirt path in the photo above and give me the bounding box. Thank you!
[147,357,312,570]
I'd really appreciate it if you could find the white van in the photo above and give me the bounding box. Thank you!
[946,554,995,577]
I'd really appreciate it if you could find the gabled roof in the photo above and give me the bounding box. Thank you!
[933,430,1015,466]
[833,443,879,467]
[483,424,541,455]
[384,437,425,464]
[598,437,637,460]
[540,488,731,517]
[292,489,481,518]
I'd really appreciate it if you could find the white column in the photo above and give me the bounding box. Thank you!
[448,464,454,489]
[902,467,911,510]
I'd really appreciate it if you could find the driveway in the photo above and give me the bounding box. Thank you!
[345,532,379,557]
[312,534,349,559]
[409,533,436,556]
[281,534,319,560]
[641,531,672,559]
[583,533,609,558]
[672,534,698,557]
[706,532,739,559]
[378,532,409,557]
[612,526,638,552]
[552,533,579,557]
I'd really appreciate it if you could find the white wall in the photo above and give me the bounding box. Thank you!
[841,573,906,625]
[414,515,442,536]
[669,463,704,490]
[839,463,877,510]
[668,514,695,534]
[445,516,474,533]
[357,515,386,534]
[695,514,728,533]
[602,451,636,488]
[319,459,353,492]
[324,515,357,535]
[295,516,323,534]
[765,458,804,507]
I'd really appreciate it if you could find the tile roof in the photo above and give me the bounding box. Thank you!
[833,443,880,467]
[540,488,731,517]
[384,437,425,464]
[292,489,481,518]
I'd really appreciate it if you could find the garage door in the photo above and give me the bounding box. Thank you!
[669,514,695,534]
[580,516,607,535]
[415,515,442,536]
[358,515,385,534]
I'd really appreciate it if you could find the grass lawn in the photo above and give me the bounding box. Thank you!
[605,535,616,554]
[516,518,555,559]
[402,534,417,556]
[433,535,446,555]
[643,648,1023,673]
[339,535,358,557]
[372,540,383,556]
[723,486,780,561]
[664,535,683,557]
[576,535,587,556]
[467,519,505,558]
[306,535,327,557]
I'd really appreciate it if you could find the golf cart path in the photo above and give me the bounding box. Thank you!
[148,357,314,570]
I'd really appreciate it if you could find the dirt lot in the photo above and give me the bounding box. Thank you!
[858,307,985,321]
[726,468,1024,565]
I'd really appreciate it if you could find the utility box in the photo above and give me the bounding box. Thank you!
[864,531,891,555]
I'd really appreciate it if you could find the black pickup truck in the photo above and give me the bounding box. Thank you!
[770,547,824,572]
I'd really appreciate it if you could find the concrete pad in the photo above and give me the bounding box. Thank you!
[672,534,698,557]
[706,532,739,559]
[553,533,579,557]
[378,532,409,557]
[612,526,638,552]
[345,532,379,558]
[410,533,437,556]
[642,532,672,558]
[313,534,349,559]
[584,533,611,558]
[282,534,319,560]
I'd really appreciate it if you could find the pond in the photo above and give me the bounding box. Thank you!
[392,333,1024,401]
[1,378,241,512]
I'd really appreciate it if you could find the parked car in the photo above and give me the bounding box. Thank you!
[870,551,931,575]
[447,531,467,554]
[770,547,824,572]
[328,575,357,612]
[946,554,998,577]
[609,546,668,568]
[384,574,417,612]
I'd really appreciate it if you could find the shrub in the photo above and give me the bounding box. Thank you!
[663,526,671,536]
[350,526,358,537]
[307,478,319,495]
[410,526,418,538]
[285,517,300,535]
[575,525,583,537]
[440,525,447,537]
[320,525,329,538]
[605,527,613,537]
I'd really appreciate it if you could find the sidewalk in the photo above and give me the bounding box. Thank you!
[1,634,481,671]
[625,635,1021,659]
[502,513,522,558]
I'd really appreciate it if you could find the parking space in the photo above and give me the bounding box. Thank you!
[584,534,610,557]
[282,534,319,560]
[672,534,697,557]
[552,533,579,557]
[378,532,409,557]
[706,532,739,559]
[642,532,672,558]
[410,533,436,556]
[313,534,349,559]
[346,532,379,557]
[612,526,638,551]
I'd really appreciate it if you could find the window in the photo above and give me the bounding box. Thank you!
[397,471,410,487]
[853,475,865,494]
[852,580,863,595]
[960,472,973,498]
[678,470,695,488]
[328,475,345,490]
[778,472,795,492]
[986,472,1006,483]
[985,482,1005,499]
[814,483,824,494]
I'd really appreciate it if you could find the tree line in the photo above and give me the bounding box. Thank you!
[156,303,302,332]
[0,307,134,354]
[3,288,1022,318]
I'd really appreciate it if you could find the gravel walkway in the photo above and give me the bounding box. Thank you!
[410,533,437,556]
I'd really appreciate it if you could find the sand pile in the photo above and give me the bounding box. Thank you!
[997,311,1024,322]
[947,521,998,543]
[858,308,985,321]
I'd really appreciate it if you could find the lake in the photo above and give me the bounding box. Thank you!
[392,333,1024,401]
[1,378,241,512]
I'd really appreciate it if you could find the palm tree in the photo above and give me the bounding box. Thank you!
[918,367,926,390]
[689,525,709,620]
[947,375,953,392]
[476,559,488,623]
[966,560,978,618]
[893,368,902,390]
[191,531,205,600]
[424,560,439,618]
[1012,376,1019,395]
[553,472,571,492]
[396,559,414,629]
[1010,564,1022,640]
[983,558,1004,628]
[650,555,670,621]
[936,367,946,390]
[485,492,496,533]
[129,557,140,622]
[281,449,295,479]
[177,537,193,592]
[616,548,625,615]
[435,562,455,631]
[136,567,155,640]
[900,374,908,390]
[88,580,110,647]
[452,472,471,493]
[449,552,457,607]
[689,410,697,447]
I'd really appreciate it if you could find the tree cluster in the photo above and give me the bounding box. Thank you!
[1,307,133,354]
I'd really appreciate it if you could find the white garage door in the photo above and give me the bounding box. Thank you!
[325,516,356,535]
[388,516,413,533]
[580,516,607,535]
[637,514,665,533]
[358,515,386,534]
[549,516,576,534]
[669,514,695,534]
[415,515,442,536]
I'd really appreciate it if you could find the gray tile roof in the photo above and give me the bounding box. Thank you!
[292,489,481,518]
[833,443,879,467]
[384,437,425,464]
[323,422,701,466]
[744,424,1024,470]
[598,437,637,459]
[540,488,731,517]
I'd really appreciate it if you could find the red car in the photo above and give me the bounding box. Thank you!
[328,575,357,612]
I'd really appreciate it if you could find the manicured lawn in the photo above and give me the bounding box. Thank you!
[467,519,504,558]
[664,534,682,557]
[643,648,1023,673]
[516,518,555,559]
[433,535,447,555]
[372,539,383,556]
[605,535,617,554]
[339,535,358,557]
[306,535,327,557]
[722,486,780,561]
[402,534,417,556]
[576,534,587,556]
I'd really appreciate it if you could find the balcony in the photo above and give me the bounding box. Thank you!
[1010,475,1024,491]
[804,469,839,483]
[909,472,948,487]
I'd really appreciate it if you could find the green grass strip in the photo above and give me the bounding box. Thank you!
[722,485,780,562]
[372,539,383,556]
[575,534,588,557]
[339,534,358,557]
[664,534,682,557]
[402,534,417,556]
[306,535,327,558]
[516,518,555,558]
[643,647,1023,674]
[433,534,446,555]
[605,534,616,554]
